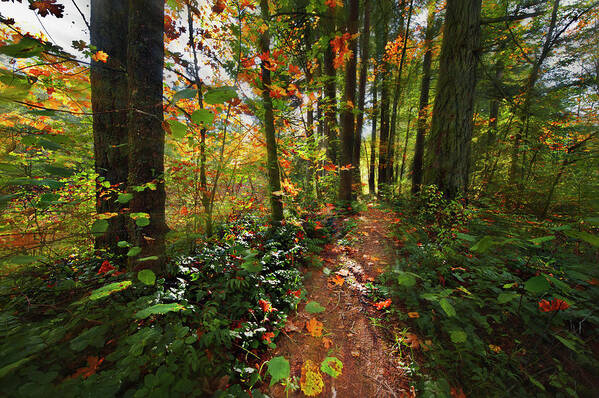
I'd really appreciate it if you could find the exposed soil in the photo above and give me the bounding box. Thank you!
[265,206,412,397]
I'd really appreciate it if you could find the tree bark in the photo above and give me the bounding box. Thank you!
[423,0,482,199]
[376,24,391,192]
[353,0,371,192]
[260,0,284,224]
[369,78,378,194]
[126,0,167,272]
[411,3,435,194]
[323,6,338,165]
[90,0,129,252]
[339,0,359,203]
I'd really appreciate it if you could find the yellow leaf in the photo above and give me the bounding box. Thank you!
[407,312,420,318]
[92,50,109,63]
[300,360,324,397]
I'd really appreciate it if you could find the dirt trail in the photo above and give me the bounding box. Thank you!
[266,206,411,397]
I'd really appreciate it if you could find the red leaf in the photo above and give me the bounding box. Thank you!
[29,0,64,18]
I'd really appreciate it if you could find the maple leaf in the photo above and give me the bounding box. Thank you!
[29,0,64,18]
[211,0,226,14]
[327,274,344,288]
[92,50,109,63]
[306,317,323,337]
[322,337,333,349]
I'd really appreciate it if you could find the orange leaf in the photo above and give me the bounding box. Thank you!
[306,318,323,337]
[327,274,344,287]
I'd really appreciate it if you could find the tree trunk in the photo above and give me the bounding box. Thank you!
[377,24,391,192]
[423,0,482,199]
[353,0,371,192]
[260,0,284,224]
[411,3,435,194]
[126,0,167,272]
[387,0,413,188]
[90,0,129,253]
[369,78,378,194]
[323,6,338,164]
[339,0,359,204]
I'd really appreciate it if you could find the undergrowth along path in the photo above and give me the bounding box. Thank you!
[266,205,412,397]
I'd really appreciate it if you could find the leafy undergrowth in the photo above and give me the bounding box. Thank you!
[0,215,331,397]
[371,186,599,397]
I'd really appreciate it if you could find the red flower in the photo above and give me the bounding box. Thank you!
[262,331,275,343]
[97,260,115,275]
[538,298,570,312]
[374,299,392,310]
[287,289,301,298]
[258,299,276,313]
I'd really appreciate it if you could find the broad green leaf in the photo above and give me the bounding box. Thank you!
[528,375,546,391]
[497,292,519,304]
[135,217,150,227]
[0,37,44,58]
[172,88,196,102]
[0,356,34,379]
[266,356,290,386]
[89,281,132,300]
[449,329,467,343]
[134,303,185,319]
[138,269,156,285]
[7,254,43,265]
[554,334,579,353]
[117,240,131,248]
[241,259,262,273]
[471,236,494,253]
[191,109,215,125]
[0,69,32,101]
[564,230,599,247]
[397,271,417,287]
[320,357,343,378]
[204,86,237,105]
[455,233,476,242]
[529,236,555,245]
[117,193,134,204]
[168,120,187,139]
[304,301,325,314]
[524,275,550,295]
[127,246,142,257]
[91,219,109,236]
[439,298,456,317]
[138,256,159,262]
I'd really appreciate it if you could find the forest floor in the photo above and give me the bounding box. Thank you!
[265,205,414,397]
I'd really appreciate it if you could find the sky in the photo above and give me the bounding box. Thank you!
[0,1,90,56]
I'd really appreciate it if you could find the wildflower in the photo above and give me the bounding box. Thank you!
[374,299,392,310]
[262,331,275,343]
[97,260,115,275]
[258,299,276,313]
[538,298,570,312]
[287,289,301,298]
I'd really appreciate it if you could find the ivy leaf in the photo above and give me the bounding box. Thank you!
[204,86,237,105]
[266,356,290,386]
[320,357,343,378]
[304,301,325,314]
[138,269,156,286]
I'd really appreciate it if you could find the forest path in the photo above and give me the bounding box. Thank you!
[266,205,411,397]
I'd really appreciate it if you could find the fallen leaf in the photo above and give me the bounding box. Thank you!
[404,333,420,349]
[306,318,323,337]
[322,337,333,349]
[351,351,360,357]
[284,320,301,333]
[300,360,324,397]
[327,274,344,287]
[374,298,392,310]
[407,312,420,318]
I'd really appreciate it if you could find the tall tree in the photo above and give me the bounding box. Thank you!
[368,79,378,194]
[339,0,359,203]
[126,0,167,272]
[260,0,284,224]
[353,0,371,192]
[376,7,391,193]
[90,0,129,252]
[423,0,482,199]
[322,5,338,164]
[411,2,435,194]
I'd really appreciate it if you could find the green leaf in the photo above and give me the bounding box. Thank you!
[89,281,132,300]
[127,246,142,257]
[449,329,467,343]
[168,120,187,139]
[134,303,185,319]
[564,230,599,247]
[0,37,44,58]
[471,235,494,253]
[397,271,417,287]
[320,357,343,378]
[172,88,197,102]
[135,217,150,227]
[554,334,580,353]
[439,298,456,317]
[138,269,156,286]
[528,374,546,391]
[497,292,519,304]
[524,275,550,295]
[91,219,109,236]
[529,236,555,245]
[117,240,131,248]
[138,256,159,262]
[266,356,290,386]
[7,254,43,265]
[241,259,262,273]
[191,109,215,125]
[117,193,134,204]
[0,356,34,379]
[455,233,476,242]
[304,301,325,314]
[204,86,237,105]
